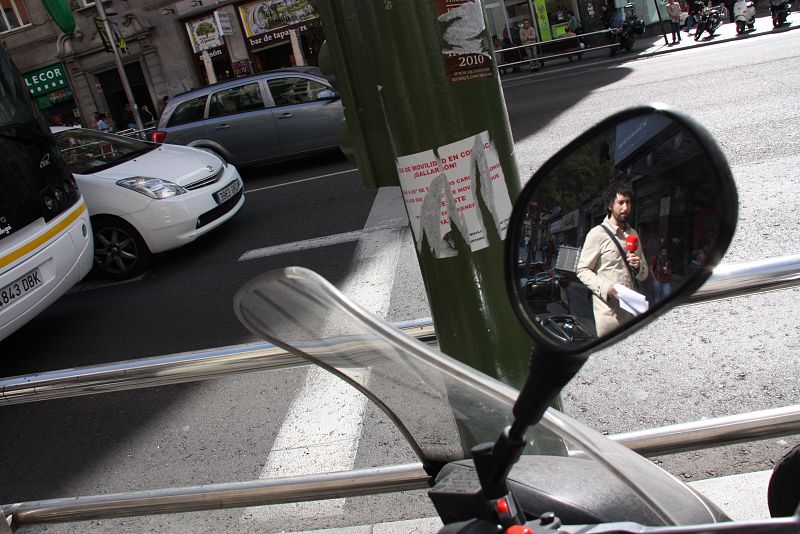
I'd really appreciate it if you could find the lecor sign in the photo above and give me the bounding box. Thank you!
[24,65,68,96]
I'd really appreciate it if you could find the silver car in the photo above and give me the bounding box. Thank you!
[152,67,343,167]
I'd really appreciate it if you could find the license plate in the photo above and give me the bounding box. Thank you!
[0,268,43,309]
[213,179,242,205]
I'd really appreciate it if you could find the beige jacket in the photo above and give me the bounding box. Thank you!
[667,1,682,22]
[576,217,649,336]
[519,25,537,44]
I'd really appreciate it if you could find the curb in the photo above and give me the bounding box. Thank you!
[498,16,799,82]
[637,19,800,59]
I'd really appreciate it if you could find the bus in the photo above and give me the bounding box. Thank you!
[0,44,93,342]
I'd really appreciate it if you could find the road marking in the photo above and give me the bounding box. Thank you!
[238,218,408,262]
[242,187,410,525]
[244,168,358,194]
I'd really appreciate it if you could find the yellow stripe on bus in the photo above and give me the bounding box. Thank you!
[0,201,88,271]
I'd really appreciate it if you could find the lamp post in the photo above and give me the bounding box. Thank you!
[94,0,144,132]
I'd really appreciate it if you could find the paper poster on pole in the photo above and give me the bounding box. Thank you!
[436,135,489,252]
[476,131,513,239]
[396,151,454,257]
[437,0,493,83]
[396,131,514,259]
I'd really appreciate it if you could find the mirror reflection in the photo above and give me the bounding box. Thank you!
[515,112,723,346]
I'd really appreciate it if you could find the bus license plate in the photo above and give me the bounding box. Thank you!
[213,180,241,205]
[0,268,43,309]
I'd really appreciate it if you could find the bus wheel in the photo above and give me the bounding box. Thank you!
[92,216,151,280]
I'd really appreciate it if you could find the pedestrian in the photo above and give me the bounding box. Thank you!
[157,95,169,117]
[685,0,706,33]
[103,112,115,132]
[122,103,135,129]
[518,19,540,72]
[650,245,673,304]
[687,248,707,277]
[601,2,614,29]
[95,112,109,132]
[576,180,649,336]
[566,10,579,33]
[667,0,683,43]
[140,104,156,127]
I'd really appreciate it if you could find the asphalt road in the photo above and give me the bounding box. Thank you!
[2,26,799,533]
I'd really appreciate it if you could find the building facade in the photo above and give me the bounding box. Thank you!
[2,0,323,129]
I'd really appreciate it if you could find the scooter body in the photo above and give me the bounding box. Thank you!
[733,0,757,33]
[771,0,791,27]
[695,7,724,40]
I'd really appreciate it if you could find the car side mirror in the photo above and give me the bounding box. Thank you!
[317,89,339,101]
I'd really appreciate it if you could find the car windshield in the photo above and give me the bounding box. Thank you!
[54,129,155,174]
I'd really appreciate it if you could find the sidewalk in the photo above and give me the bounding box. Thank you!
[499,11,799,79]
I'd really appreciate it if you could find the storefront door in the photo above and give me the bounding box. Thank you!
[96,62,154,131]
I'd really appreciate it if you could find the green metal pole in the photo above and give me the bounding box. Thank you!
[315,0,533,388]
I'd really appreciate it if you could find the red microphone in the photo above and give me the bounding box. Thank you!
[625,235,638,252]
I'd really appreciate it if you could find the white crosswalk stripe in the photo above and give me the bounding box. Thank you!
[241,187,411,527]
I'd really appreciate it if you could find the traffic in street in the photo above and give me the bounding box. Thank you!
[2,22,800,533]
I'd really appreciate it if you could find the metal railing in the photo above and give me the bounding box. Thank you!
[494,28,620,72]
[3,256,800,528]
[117,126,156,141]
[2,256,799,407]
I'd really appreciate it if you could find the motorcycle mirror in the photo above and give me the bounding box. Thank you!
[506,104,738,357]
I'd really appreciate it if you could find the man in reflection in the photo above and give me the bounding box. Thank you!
[577,181,649,336]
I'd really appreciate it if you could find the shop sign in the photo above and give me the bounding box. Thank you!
[238,0,317,44]
[24,64,69,97]
[614,114,672,165]
[186,15,225,53]
[35,88,73,109]
[560,208,579,231]
[232,59,253,76]
[93,18,127,53]
[215,10,234,36]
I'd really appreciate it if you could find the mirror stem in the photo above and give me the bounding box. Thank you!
[475,350,588,503]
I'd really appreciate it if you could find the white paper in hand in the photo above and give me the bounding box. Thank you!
[613,284,649,316]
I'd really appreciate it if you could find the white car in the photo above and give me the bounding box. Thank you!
[51,127,244,279]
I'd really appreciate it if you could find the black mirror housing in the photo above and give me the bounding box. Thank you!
[506,104,738,359]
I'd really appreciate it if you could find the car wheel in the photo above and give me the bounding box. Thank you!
[92,216,151,280]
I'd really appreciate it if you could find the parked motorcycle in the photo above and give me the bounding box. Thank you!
[609,4,645,55]
[770,0,792,27]
[733,0,757,34]
[694,6,724,40]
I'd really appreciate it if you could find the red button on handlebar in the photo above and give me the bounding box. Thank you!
[496,498,510,515]
[505,526,533,534]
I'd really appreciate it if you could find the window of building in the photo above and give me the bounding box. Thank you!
[208,83,264,118]
[0,0,31,34]
[166,95,208,127]
[266,77,328,107]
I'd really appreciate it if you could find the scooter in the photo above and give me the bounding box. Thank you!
[770,0,792,27]
[233,105,800,533]
[694,6,724,40]
[3,106,800,532]
[733,0,757,33]
[615,4,646,52]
